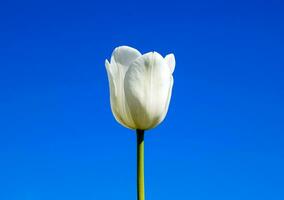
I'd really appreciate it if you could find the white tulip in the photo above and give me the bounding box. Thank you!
[105,46,175,130]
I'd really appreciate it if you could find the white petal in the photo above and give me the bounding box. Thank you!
[165,53,175,73]
[105,59,123,124]
[106,46,141,129]
[159,76,174,123]
[124,52,173,130]
[111,46,141,74]
[105,59,116,95]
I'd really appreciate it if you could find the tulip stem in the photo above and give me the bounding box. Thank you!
[137,129,145,200]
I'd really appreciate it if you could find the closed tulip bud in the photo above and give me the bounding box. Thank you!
[105,46,175,130]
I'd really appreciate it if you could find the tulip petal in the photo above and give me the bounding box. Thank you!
[106,46,142,129]
[105,59,124,124]
[111,46,142,74]
[165,53,175,73]
[162,76,174,122]
[124,52,173,130]
[105,59,116,95]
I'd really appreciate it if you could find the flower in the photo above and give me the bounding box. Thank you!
[105,46,175,130]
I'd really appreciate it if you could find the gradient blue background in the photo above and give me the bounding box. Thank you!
[0,0,284,199]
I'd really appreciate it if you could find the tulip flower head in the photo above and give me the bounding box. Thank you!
[105,46,175,130]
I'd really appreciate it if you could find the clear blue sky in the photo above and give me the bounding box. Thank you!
[0,0,284,199]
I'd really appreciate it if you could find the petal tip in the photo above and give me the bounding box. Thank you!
[165,53,175,73]
[113,45,140,54]
[111,45,142,67]
[105,59,110,68]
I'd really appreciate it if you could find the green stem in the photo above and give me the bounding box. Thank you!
[136,129,145,200]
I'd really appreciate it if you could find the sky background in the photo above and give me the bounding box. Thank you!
[0,0,284,199]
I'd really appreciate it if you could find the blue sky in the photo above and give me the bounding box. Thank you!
[0,0,284,199]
